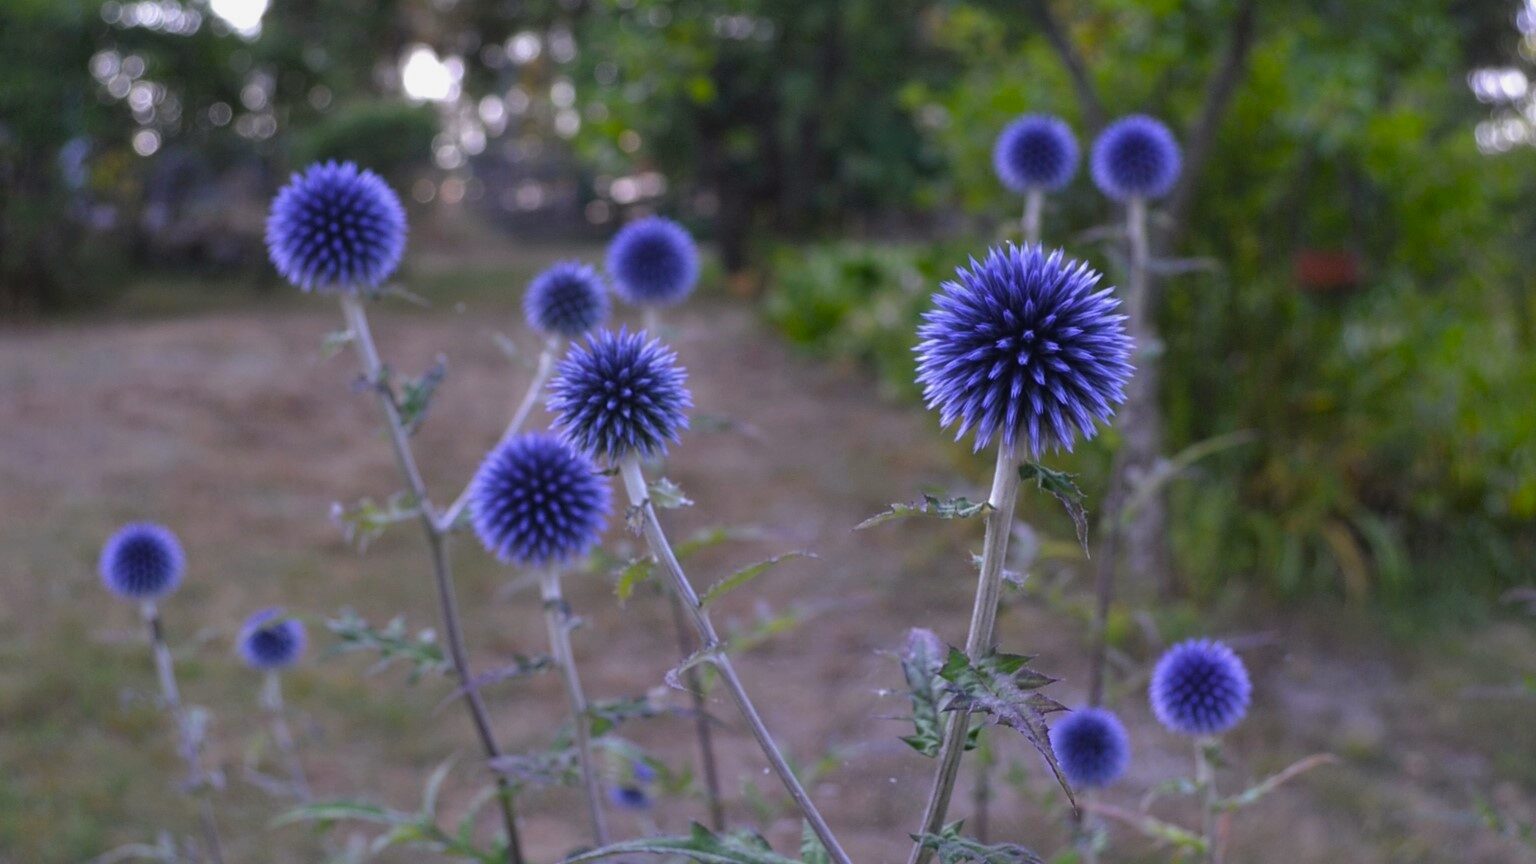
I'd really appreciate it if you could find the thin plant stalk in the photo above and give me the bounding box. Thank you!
[617,456,852,864]
[668,589,727,829]
[260,671,311,801]
[339,294,525,864]
[1196,737,1221,864]
[439,336,562,531]
[538,568,610,845]
[1022,189,1044,246]
[1086,196,1149,707]
[142,601,226,864]
[907,439,1023,864]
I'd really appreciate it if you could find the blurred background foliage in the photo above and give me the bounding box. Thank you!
[1,0,1533,604]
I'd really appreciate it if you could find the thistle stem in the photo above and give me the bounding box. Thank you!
[261,671,311,801]
[617,457,851,864]
[339,294,525,864]
[669,589,728,829]
[907,439,1023,864]
[1022,189,1044,246]
[142,602,226,864]
[539,569,610,845]
[439,337,562,531]
[1196,737,1221,864]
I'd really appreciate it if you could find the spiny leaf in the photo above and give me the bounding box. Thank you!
[912,822,1045,864]
[396,356,448,435]
[938,649,1075,813]
[701,552,814,607]
[558,822,804,864]
[898,628,946,757]
[800,821,831,864]
[855,494,992,530]
[584,694,669,737]
[649,477,694,509]
[330,493,421,551]
[665,646,723,692]
[325,609,448,682]
[1018,462,1089,553]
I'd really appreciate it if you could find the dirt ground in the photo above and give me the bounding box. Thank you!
[1,254,1533,863]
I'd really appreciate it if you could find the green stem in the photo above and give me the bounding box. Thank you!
[906,439,1023,864]
[539,569,610,845]
[618,457,851,864]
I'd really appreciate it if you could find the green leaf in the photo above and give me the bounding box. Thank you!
[649,477,695,509]
[559,822,804,864]
[665,646,723,692]
[614,557,654,604]
[1017,463,1089,553]
[701,552,814,607]
[912,822,1045,864]
[800,821,831,864]
[1219,753,1338,811]
[330,493,421,551]
[1119,431,1256,527]
[855,494,992,530]
[937,649,1075,812]
[396,356,448,435]
[898,628,946,757]
[584,694,667,737]
[325,609,449,682]
[321,328,355,358]
[274,800,405,828]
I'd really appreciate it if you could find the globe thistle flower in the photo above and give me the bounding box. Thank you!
[470,433,611,566]
[606,216,699,307]
[524,261,610,339]
[994,114,1079,194]
[1049,707,1131,789]
[915,244,1133,455]
[266,161,407,292]
[99,522,185,601]
[1149,638,1252,736]
[608,785,651,810]
[546,328,691,463]
[237,608,307,670]
[1090,115,1182,202]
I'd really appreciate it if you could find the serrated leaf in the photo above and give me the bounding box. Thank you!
[584,694,668,737]
[396,356,448,435]
[912,823,1045,864]
[1017,463,1089,553]
[665,647,723,692]
[938,649,1075,812]
[559,822,804,864]
[701,552,813,607]
[855,494,993,530]
[649,477,694,509]
[898,628,946,758]
[614,557,655,604]
[325,609,448,681]
[800,821,831,864]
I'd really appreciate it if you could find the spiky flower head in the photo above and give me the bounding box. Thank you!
[1090,115,1182,201]
[237,608,307,670]
[547,328,691,462]
[608,758,656,810]
[915,244,1133,455]
[606,216,698,307]
[470,434,611,567]
[994,114,1079,193]
[1049,707,1131,789]
[524,261,610,339]
[99,522,184,601]
[266,161,407,292]
[1149,639,1252,736]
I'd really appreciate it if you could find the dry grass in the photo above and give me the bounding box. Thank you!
[1,243,1532,863]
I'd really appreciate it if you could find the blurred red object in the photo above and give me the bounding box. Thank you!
[1293,249,1362,293]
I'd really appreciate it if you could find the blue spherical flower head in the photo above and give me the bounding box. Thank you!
[266,161,407,292]
[606,216,699,307]
[1091,115,1182,201]
[1049,707,1131,789]
[547,328,691,462]
[915,244,1133,455]
[1150,638,1252,736]
[609,785,651,810]
[525,261,610,339]
[99,522,184,601]
[994,114,1079,193]
[470,433,611,566]
[238,608,307,670]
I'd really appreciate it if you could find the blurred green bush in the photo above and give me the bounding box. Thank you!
[765,240,1536,602]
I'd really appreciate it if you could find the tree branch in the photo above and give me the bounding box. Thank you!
[1024,0,1107,131]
